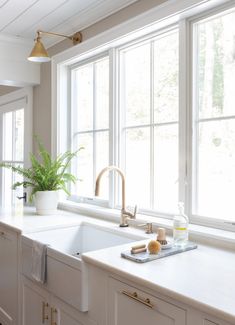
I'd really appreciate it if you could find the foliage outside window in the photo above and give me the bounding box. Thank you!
[193,9,235,222]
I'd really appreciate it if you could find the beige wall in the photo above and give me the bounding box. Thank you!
[33,0,167,154]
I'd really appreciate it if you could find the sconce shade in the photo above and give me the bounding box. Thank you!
[28,37,50,63]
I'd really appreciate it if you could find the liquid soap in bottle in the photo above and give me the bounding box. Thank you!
[173,202,189,247]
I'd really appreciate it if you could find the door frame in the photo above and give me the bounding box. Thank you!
[0,87,33,206]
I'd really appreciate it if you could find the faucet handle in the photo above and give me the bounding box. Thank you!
[120,205,138,227]
[126,205,137,219]
[138,222,153,234]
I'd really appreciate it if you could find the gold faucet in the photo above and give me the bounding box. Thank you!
[95,166,137,227]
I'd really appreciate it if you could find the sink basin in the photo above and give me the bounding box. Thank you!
[22,221,144,312]
[26,222,143,257]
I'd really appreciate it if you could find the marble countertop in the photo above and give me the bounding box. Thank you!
[0,206,234,324]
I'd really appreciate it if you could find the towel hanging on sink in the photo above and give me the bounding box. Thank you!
[31,241,47,283]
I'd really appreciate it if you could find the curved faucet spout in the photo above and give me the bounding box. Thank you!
[95,165,136,227]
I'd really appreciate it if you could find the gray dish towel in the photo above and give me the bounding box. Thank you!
[31,241,47,283]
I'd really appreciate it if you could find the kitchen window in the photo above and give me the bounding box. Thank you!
[69,28,179,215]
[119,29,179,213]
[70,56,110,200]
[56,1,235,230]
[192,8,235,223]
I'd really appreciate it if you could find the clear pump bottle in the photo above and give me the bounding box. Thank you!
[173,202,189,247]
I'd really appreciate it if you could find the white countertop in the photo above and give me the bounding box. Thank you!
[0,206,86,233]
[1,206,235,324]
[82,243,235,323]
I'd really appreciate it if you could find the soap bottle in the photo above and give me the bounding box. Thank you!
[173,202,189,247]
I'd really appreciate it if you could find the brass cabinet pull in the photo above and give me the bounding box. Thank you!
[122,290,153,308]
[42,302,49,323]
[51,307,57,325]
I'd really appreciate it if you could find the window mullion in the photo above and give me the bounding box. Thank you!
[179,19,190,216]
[0,114,3,207]
[12,111,16,205]
[67,68,73,196]
[191,20,199,218]
[93,63,97,193]
[150,41,155,209]
[108,48,117,208]
[117,49,126,208]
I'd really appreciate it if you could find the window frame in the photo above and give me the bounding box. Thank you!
[53,0,235,231]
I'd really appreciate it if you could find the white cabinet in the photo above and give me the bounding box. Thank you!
[0,226,18,325]
[51,297,96,325]
[108,277,186,325]
[22,278,96,325]
[22,278,50,325]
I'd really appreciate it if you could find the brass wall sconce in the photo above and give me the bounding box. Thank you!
[28,30,82,63]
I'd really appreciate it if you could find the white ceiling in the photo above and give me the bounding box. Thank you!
[0,0,138,47]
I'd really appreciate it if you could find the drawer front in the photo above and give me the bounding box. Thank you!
[108,277,186,325]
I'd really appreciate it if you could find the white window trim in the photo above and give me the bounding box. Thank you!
[52,0,235,232]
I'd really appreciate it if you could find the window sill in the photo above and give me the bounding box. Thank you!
[59,200,235,251]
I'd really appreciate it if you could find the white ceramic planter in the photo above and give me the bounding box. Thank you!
[35,190,58,215]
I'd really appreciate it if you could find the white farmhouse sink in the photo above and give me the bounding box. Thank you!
[26,222,142,257]
[22,222,144,312]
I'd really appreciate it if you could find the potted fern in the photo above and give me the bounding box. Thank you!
[0,139,82,215]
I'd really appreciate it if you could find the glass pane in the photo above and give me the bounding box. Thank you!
[74,64,93,131]
[196,10,235,119]
[3,111,13,161]
[125,128,150,208]
[2,167,12,207]
[15,109,24,161]
[194,119,235,221]
[154,125,178,212]
[72,133,93,197]
[154,31,179,123]
[95,58,109,129]
[95,131,109,199]
[12,163,23,206]
[121,44,150,126]
[2,163,23,208]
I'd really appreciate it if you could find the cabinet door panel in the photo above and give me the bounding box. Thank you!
[0,228,18,324]
[22,280,50,325]
[51,296,97,325]
[108,278,186,325]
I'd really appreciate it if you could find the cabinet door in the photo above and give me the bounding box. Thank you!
[0,227,18,325]
[51,297,97,325]
[22,278,50,325]
[108,278,186,325]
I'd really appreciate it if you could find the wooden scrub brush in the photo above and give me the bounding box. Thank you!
[157,227,168,245]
